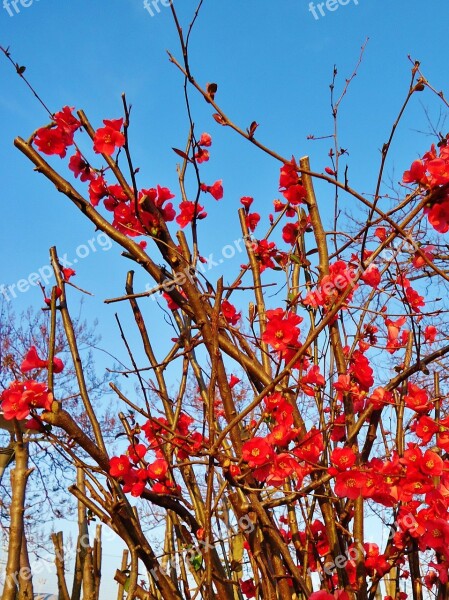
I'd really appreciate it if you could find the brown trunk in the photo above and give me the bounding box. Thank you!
[51,531,70,600]
[2,441,32,600]
[18,531,33,600]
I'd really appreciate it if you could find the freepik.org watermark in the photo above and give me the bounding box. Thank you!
[144,235,258,302]
[143,0,172,17]
[2,0,39,17]
[308,0,359,20]
[0,232,112,302]
[0,526,117,588]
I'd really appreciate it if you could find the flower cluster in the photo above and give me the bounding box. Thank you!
[109,413,207,497]
[1,380,52,423]
[403,141,449,232]
[303,260,357,311]
[241,387,326,487]
[32,107,222,242]
[0,346,64,426]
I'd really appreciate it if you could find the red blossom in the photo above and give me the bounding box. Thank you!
[282,222,300,244]
[194,147,209,163]
[200,180,223,200]
[1,380,53,421]
[262,308,302,353]
[198,132,212,147]
[374,226,387,241]
[246,212,260,232]
[334,470,366,499]
[34,126,71,158]
[404,382,431,414]
[147,459,169,480]
[62,268,76,282]
[109,455,131,478]
[93,118,125,155]
[424,325,437,343]
[53,106,81,139]
[69,150,94,181]
[240,579,256,599]
[221,300,241,326]
[361,264,381,288]
[330,447,357,471]
[176,200,207,228]
[240,196,254,210]
[242,437,274,468]
[21,346,64,374]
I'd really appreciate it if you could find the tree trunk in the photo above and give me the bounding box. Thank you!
[1,441,32,600]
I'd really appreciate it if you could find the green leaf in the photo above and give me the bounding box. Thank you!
[191,554,203,571]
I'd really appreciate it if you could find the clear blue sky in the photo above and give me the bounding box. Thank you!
[1,0,449,597]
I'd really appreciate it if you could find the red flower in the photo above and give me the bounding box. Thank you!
[405,286,425,312]
[267,424,296,447]
[424,198,449,233]
[254,239,279,272]
[242,437,274,468]
[200,180,223,200]
[368,387,393,410]
[266,453,302,487]
[176,201,207,228]
[34,127,70,158]
[93,118,125,155]
[53,106,81,139]
[330,447,357,471]
[403,160,428,185]
[300,365,325,396]
[194,147,209,163]
[279,161,299,188]
[240,579,256,599]
[21,346,64,374]
[198,132,212,147]
[88,175,109,206]
[113,203,144,237]
[419,449,443,477]
[109,455,131,478]
[282,183,307,205]
[1,383,29,420]
[424,325,437,343]
[62,268,76,282]
[127,443,147,464]
[20,346,47,371]
[246,212,260,232]
[374,227,387,241]
[361,264,381,288]
[385,316,407,353]
[1,380,52,421]
[412,415,439,444]
[273,199,286,212]
[147,459,169,480]
[282,222,300,244]
[309,592,334,600]
[68,150,94,181]
[229,375,240,388]
[262,308,302,353]
[240,196,253,210]
[349,350,373,391]
[412,245,434,269]
[221,300,241,326]
[334,470,366,499]
[294,427,324,463]
[421,519,449,552]
[404,382,431,414]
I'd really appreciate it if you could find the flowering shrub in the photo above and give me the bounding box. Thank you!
[2,12,449,600]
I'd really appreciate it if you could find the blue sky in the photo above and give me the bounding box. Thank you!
[1,0,449,597]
